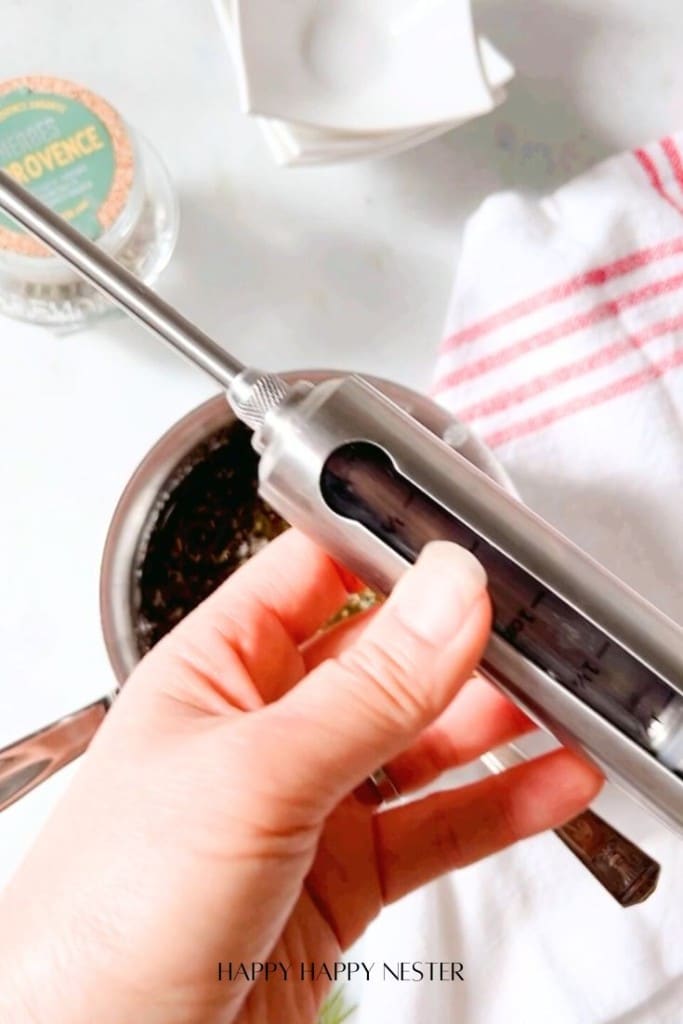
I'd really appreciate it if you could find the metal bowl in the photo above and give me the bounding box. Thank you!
[99,370,513,683]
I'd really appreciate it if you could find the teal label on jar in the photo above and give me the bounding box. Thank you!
[0,82,130,252]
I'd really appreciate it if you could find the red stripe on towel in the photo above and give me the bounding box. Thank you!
[485,348,683,448]
[633,147,683,216]
[661,137,683,198]
[434,271,683,393]
[456,313,683,422]
[439,238,683,353]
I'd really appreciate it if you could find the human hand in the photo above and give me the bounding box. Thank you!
[0,531,602,1024]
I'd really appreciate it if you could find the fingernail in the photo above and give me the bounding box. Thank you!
[390,542,487,645]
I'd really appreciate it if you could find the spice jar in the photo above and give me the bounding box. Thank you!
[0,75,178,327]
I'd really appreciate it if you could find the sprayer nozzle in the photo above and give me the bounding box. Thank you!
[227,369,291,431]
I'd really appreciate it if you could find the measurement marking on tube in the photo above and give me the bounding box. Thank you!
[319,439,683,776]
[504,607,536,641]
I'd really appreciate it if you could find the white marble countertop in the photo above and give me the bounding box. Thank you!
[2,0,683,906]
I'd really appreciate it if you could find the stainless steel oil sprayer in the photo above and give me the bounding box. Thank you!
[1,168,682,868]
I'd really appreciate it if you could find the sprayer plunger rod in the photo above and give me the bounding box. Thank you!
[0,169,243,389]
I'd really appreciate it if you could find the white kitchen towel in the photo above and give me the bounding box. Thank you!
[348,137,683,1024]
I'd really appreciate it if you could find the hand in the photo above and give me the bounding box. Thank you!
[0,532,602,1024]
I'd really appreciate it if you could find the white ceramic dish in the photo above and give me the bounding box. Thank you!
[234,0,496,132]
[260,117,453,166]
[212,0,514,165]
[266,37,512,165]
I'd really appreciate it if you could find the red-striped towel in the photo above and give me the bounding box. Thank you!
[434,135,683,462]
[432,133,683,612]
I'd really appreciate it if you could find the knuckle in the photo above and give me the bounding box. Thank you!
[493,776,525,844]
[431,806,465,868]
[336,638,436,727]
[430,785,519,870]
[423,724,463,776]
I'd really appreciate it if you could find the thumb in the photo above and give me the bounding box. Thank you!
[264,541,491,815]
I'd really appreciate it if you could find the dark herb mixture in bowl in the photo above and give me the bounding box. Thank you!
[134,422,288,654]
[133,420,374,656]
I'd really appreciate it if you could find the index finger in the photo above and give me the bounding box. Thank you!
[146,528,355,706]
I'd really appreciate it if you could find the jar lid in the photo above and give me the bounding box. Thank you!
[0,76,135,258]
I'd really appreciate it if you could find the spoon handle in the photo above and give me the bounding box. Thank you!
[0,695,114,811]
[482,745,660,906]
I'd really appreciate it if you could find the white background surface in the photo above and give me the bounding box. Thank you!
[2,0,683,976]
